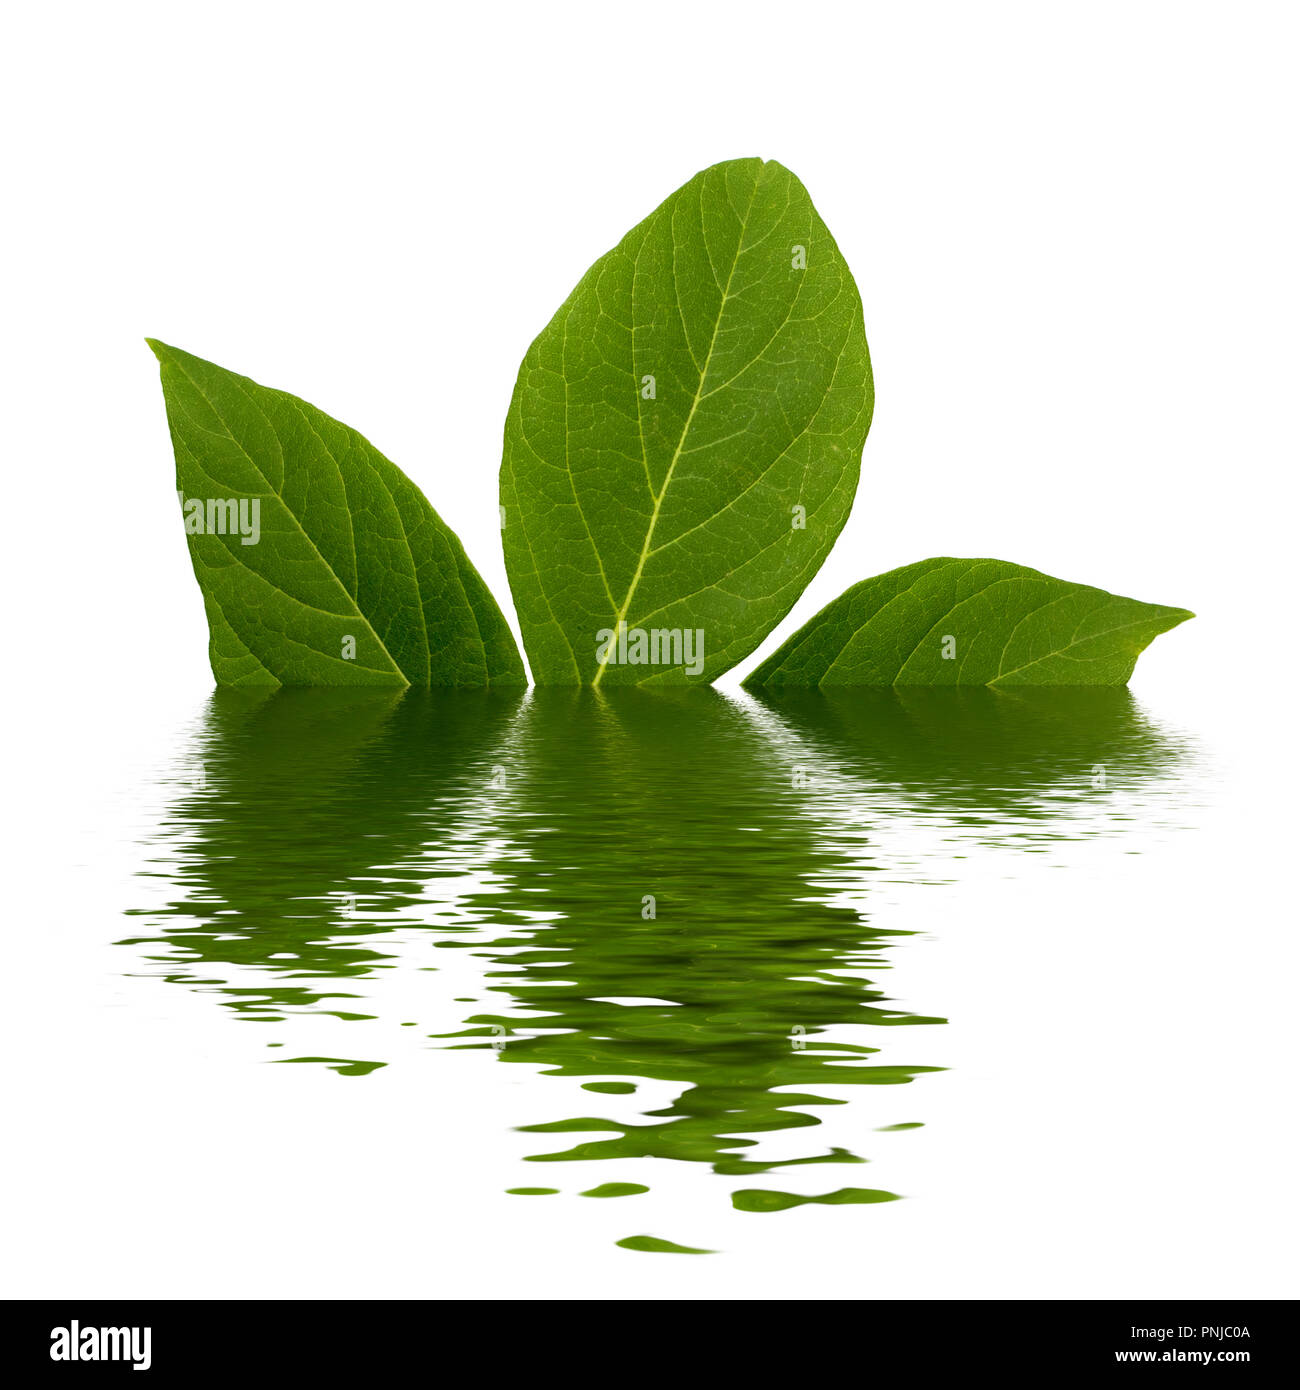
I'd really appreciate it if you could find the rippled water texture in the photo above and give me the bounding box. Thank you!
[122,687,1195,1246]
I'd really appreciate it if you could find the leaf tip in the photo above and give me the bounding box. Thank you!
[1163,605,1196,628]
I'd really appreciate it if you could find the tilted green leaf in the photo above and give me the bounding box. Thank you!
[743,558,1193,687]
[150,342,525,688]
[500,157,874,685]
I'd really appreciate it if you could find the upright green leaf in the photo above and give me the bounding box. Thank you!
[500,157,873,685]
[743,558,1193,687]
[150,341,525,688]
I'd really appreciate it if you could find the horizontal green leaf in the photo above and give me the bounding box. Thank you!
[150,341,524,688]
[501,157,874,685]
[743,558,1193,687]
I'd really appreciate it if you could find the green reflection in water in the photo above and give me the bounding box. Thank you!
[435,690,943,1193]
[749,686,1194,847]
[270,1055,387,1077]
[615,1235,714,1255]
[125,688,524,1024]
[731,1187,900,1212]
[124,684,1190,1242]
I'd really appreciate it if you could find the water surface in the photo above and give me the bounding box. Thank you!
[122,687,1193,1248]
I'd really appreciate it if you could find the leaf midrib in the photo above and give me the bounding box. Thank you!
[591,174,762,686]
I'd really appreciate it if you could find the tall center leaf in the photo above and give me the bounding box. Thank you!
[501,157,874,685]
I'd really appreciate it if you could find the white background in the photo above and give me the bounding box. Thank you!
[2,1,1297,1301]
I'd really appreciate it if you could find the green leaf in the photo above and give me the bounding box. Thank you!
[150,341,525,688]
[500,157,874,685]
[743,558,1193,687]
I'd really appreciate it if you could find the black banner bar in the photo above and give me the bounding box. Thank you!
[2,1298,1288,1378]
